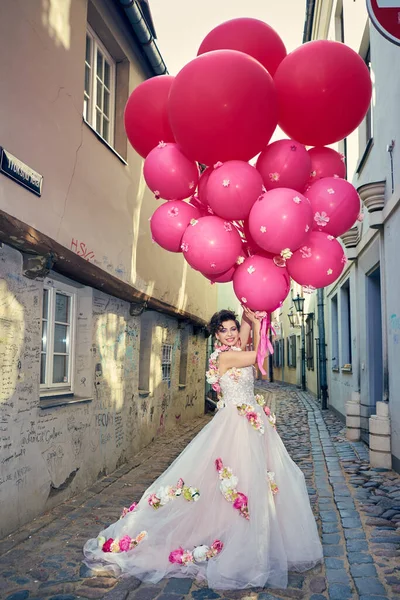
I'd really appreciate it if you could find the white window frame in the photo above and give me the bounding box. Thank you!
[161,344,173,383]
[84,25,116,147]
[40,279,77,395]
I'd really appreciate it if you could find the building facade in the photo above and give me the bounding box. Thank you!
[0,0,226,537]
[302,0,400,471]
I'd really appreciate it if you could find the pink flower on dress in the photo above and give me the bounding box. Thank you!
[168,207,179,217]
[300,246,312,259]
[269,172,280,182]
[102,538,114,553]
[169,547,185,564]
[233,492,248,510]
[211,540,223,553]
[215,458,223,472]
[148,493,160,507]
[177,478,184,489]
[264,406,271,417]
[314,212,330,227]
[119,535,132,552]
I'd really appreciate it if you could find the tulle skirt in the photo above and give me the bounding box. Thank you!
[83,401,323,590]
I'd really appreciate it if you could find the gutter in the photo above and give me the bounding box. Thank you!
[117,0,168,76]
[303,0,316,43]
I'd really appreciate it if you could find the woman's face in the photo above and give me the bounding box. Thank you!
[216,320,240,347]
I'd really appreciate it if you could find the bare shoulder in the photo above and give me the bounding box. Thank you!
[219,349,257,373]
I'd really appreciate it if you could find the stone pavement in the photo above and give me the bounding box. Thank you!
[1,383,400,600]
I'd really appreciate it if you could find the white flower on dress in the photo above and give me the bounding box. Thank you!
[327,268,333,275]
[293,196,302,204]
[193,545,210,563]
[222,179,230,187]
[300,246,312,259]
[247,265,256,274]
[260,226,267,233]
[314,212,330,227]
[281,248,293,260]
[220,475,239,494]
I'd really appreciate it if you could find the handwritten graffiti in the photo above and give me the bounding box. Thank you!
[95,413,113,427]
[70,238,95,262]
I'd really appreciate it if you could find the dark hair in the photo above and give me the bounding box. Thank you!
[208,309,240,336]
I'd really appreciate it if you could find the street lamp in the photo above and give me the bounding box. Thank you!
[293,294,306,391]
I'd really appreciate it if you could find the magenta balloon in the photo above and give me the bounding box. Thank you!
[307,177,361,238]
[207,161,264,220]
[233,255,290,312]
[203,248,247,282]
[197,18,286,76]
[181,216,242,274]
[144,143,199,200]
[124,75,175,158]
[197,168,212,206]
[248,188,313,255]
[150,201,201,253]
[256,139,311,193]
[286,231,346,288]
[308,147,346,182]
[168,50,278,165]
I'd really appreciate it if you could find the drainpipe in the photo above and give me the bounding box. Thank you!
[303,0,316,43]
[117,0,168,76]
[317,288,328,409]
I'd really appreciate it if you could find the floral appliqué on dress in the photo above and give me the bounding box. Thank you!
[205,345,242,403]
[215,458,249,520]
[237,404,265,434]
[148,478,200,509]
[169,539,223,565]
[99,531,147,553]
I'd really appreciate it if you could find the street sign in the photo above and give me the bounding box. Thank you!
[366,0,400,46]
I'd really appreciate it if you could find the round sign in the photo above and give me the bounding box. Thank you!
[367,0,400,46]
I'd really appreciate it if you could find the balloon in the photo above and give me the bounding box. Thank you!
[256,139,311,193]
[233,255,290,312]
[188,195,209,216]
[207,161,264,220]
[308,147,346,182]
[143,143,199,201]
[168,50,278,165]
[286,232,346,289]
[181,216,242,274]
[274,40,372,146]
[248,188,313,255]
[124,76,175,158]
[203,249,247,283]
[307,177,361,238]
[197,168,212,206]
[197,18,286,76]
[150,201,201,253]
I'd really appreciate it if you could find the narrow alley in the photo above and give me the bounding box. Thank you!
[1,384,399,600]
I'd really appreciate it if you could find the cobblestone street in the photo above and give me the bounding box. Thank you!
[1,384,400,600]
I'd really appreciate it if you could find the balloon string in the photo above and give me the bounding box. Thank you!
[257,314,274,376]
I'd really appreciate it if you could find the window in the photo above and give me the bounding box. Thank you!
[179,327,189,386]
[40,282,76,393]
[273,340,281,368]
[162,344,172,383]
[306,315,314,371]
[287,335,297,368]
[331,294,339,370]
[84,26,115,145]
[139,313,153,394]
[340,280,352,368]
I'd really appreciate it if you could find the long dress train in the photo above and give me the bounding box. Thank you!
[83,350,323,590]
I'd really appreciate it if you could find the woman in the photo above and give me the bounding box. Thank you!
[83,308,323,590]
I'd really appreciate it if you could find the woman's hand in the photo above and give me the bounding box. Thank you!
[242,306,261,327]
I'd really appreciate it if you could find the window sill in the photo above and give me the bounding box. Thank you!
[83,118,128,165]
[356,137,374,176]
[39,395,93,410]
[178,384,186,389]
[138,389,150,397]
[341,366,353,374]
[332,367,340,373]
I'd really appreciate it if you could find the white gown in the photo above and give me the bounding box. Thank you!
[83,352,323,590]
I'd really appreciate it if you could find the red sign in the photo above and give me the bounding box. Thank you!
[367,0,400,45]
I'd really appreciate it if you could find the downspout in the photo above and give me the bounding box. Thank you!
[118,0,168,76]
[303,0,316,43]
[317,289,328,409]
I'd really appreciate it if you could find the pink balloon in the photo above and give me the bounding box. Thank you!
[286,231,346,289]
[233,255,290,312]
[248,188,313,255]
[307,177,361,238]
[124,76,175,158]
[150,201,201,253]
[207,161,264,220]
[197,18,286,76]
[188,195,209,216]
[143,143,199,201]
[308,147,346,182]
[203,249,247,283]
[256,139,311,193]
[197,168,212,206]
[181,216,242,274]
[168,50,278,165]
